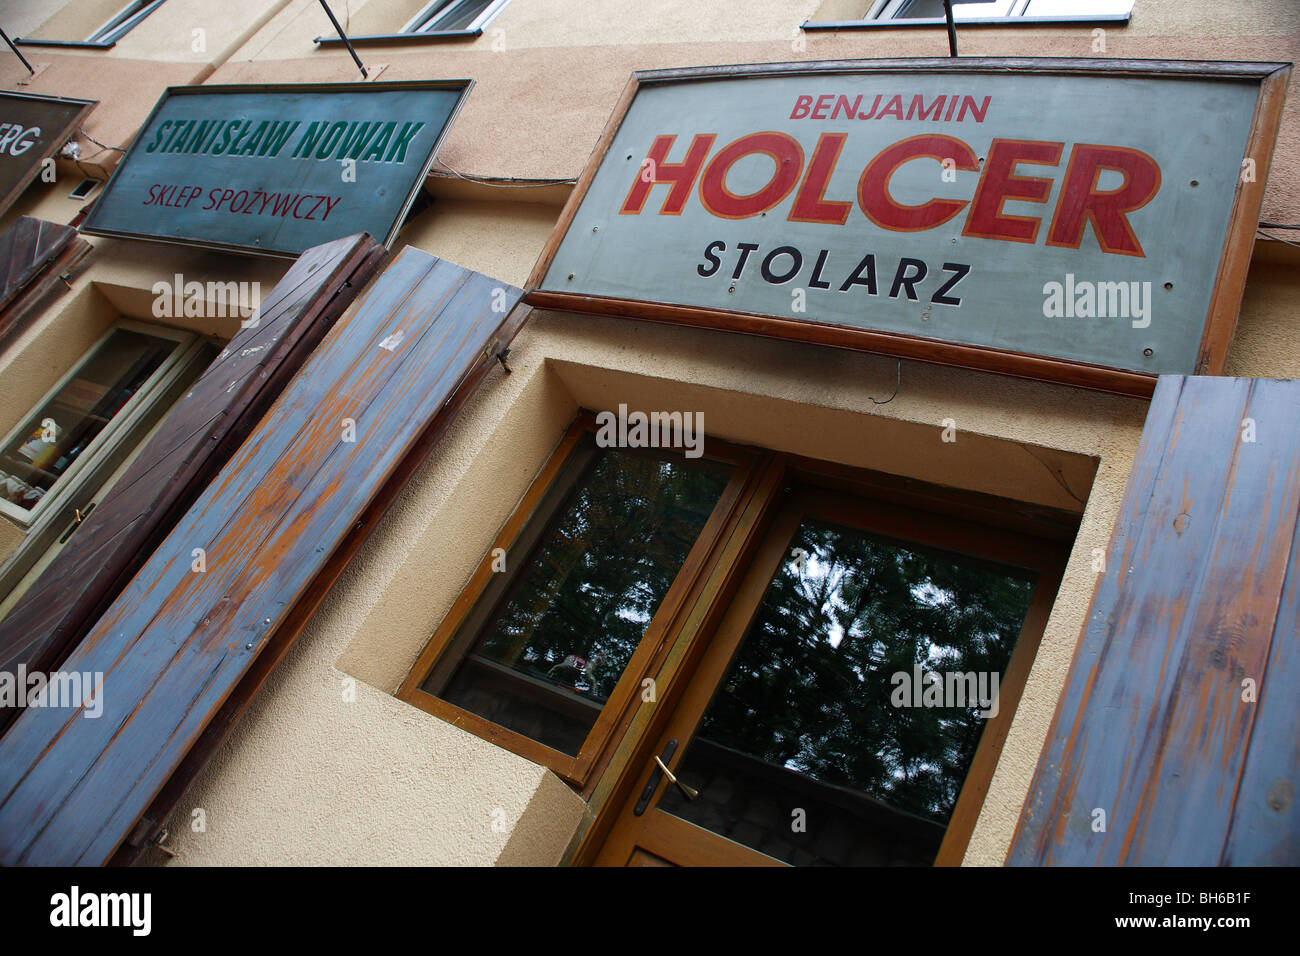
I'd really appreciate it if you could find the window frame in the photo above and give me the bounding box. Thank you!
[571,453,1075,865]
[398,411,763,790]
[15,0,167,49]
[313,0,510,46]
[803,0,1132,30]
[0,318,198,527]
[86,0,166,44]
[399,0,509,36]
[401,410,1080,843]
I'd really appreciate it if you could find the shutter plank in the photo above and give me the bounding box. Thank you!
[0,249,522,865]
[0,233,385,736]
[1008,375,1300,865]
[0,216,92,347]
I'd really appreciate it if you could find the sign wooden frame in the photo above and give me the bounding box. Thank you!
[80,80,471,258]
[525,58,1291,397]
[0,90,96,218]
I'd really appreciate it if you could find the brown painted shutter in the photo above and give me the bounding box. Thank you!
[1008,375,1300,865]
[0,232,386,736]
[0,216,92,347]
[0,248,524,865]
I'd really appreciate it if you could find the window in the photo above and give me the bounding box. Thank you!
[402,411,1076,865]
[807,0,1132,27]
[400,415,753,784]
[14,0,166,48]
[400,0,509,35]
[0,320,197,526]
[86,0,165,44]
[880,0,1131,17]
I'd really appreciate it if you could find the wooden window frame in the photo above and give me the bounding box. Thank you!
[0,318,200,528]
[397,412,763,790]
[566,452,1076,864]
[402,408,1078,863]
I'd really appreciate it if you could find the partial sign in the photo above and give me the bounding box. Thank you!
[81,81,470,257]
[0,91,96,217]
[530,60,1289,395]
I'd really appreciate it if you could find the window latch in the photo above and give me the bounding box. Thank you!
[634,738,698,816]
[57,501,96,544]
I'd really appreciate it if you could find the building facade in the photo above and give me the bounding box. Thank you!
[0,0,1296,867]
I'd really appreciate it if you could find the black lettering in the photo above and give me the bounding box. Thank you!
[839,254,877,294]
[890,258,927,300]
[761,246,802,284]
[698,240,725,277]
[808,249,831,289]
[732,242,760,280]
[931,262,971,306]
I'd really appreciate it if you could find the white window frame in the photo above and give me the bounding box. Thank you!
[400,0,511,36]
[85,0,167,44]
[0,319,198,527]
[870,0,1131,19]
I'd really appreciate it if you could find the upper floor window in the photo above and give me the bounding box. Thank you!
[400,0,509,35]
[14,0,166,48]
[884,0,1130,16]
[811,0,1132,25]
[86,0,166,44]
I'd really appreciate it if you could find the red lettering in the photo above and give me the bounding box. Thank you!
[831,95,862,121]
[858,134,978,232]
[811,95,833,120]
[699,132,803,220]
[1047,144,1161,257]
[789,133,852,226]
[791,95,813,119]
[620,134,716,215]
[962,138,1063,244]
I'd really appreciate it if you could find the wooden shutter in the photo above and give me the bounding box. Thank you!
[1008,375,1300,865]
[0,232,386,736]
[0,216,92,348]
[0,249,524,865]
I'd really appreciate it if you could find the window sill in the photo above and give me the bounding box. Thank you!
[313,29,482,46]
[14,38,116,49]
[802,13,1130,30]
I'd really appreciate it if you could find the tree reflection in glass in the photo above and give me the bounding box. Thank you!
[429,437,732,756]
[661,518,1036,865]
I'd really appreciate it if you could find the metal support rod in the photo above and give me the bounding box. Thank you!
[0,28,35,75]
[316,0,368,79]
[942,0,959,56]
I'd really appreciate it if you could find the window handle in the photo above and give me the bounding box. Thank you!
[634,738,699,816]
[57,501,96,544]
[654,754,700,802]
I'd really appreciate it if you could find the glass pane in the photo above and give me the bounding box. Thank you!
[1025,0,1132,14]
[894,0,1019,19]
[660,518,1036,866]
[0,328,177,516]
[428,437,732,756]
[421,0,493,32]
